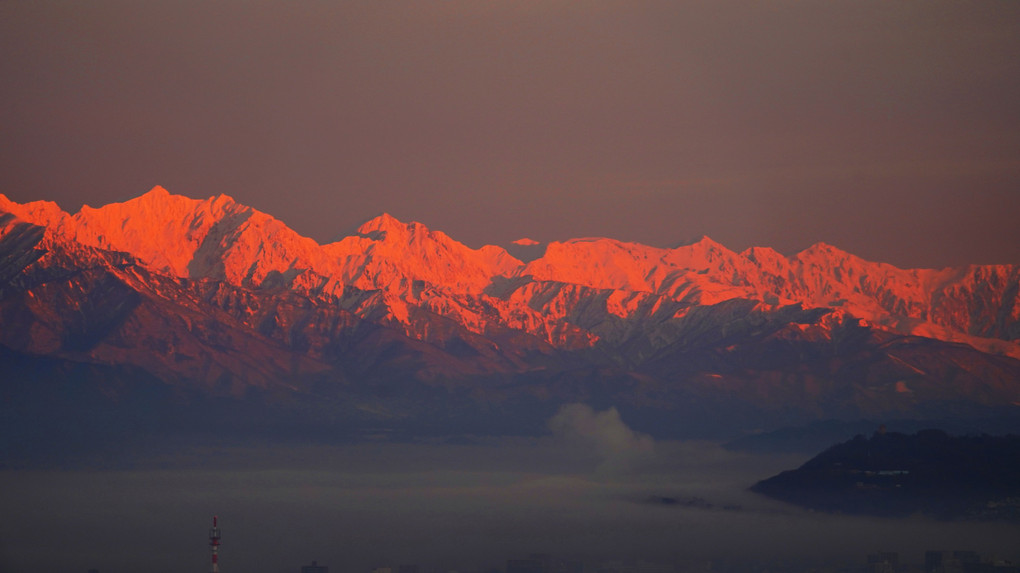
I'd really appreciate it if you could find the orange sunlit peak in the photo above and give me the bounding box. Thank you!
[512,238,540,246]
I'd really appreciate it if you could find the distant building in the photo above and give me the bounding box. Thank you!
[925,551,981,573]
[868,551,899,573]
[398,564,420,573]
[595,560,672,573]
[302,561,329,573]
[508,558,547,573]
[508,553,583,573]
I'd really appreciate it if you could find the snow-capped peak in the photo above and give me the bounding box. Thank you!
[512,238,540,246]
[0,193,69,228]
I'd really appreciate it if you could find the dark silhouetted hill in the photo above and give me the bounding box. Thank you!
[751,430,1020,520]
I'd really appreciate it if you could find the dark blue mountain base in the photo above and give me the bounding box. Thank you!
[751,430,1020,521]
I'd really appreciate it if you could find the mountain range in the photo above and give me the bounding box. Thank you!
[2,187,1019,453]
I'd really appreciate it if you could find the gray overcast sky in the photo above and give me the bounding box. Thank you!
[2,0,1019,268]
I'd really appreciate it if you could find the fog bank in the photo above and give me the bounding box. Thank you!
[2,436,1017,573]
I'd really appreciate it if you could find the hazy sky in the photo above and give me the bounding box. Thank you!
[2,1,1019,268]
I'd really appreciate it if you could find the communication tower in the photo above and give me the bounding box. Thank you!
[209,515,222,573]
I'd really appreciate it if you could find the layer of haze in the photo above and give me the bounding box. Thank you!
[3,408,1019,573]
[2,1,1019,267]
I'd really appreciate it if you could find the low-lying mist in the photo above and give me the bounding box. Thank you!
[1,405,1018,573]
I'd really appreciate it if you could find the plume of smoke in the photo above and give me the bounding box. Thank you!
[548,404,655,474]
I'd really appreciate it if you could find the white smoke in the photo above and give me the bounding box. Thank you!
[547,403,655,474]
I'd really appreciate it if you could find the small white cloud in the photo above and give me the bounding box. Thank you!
[548,403,655,474]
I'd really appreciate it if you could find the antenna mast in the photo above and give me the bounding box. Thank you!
[209,515,222,573]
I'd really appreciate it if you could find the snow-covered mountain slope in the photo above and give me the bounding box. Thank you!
[2,187,1019,438]
[5,187,1016,353]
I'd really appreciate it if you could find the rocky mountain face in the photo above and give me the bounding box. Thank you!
[2,187,1019,448]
